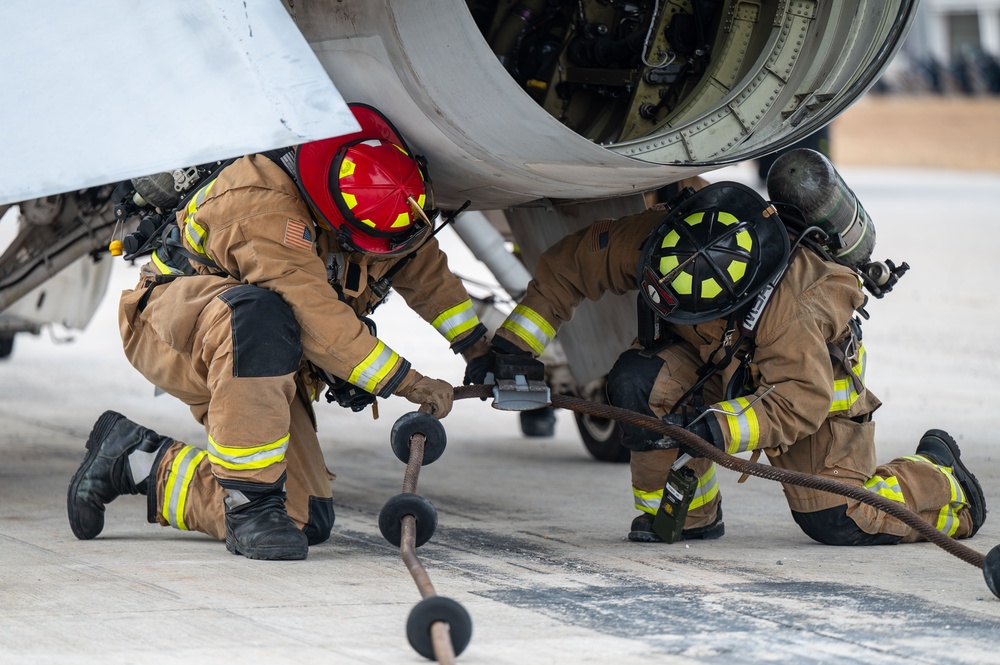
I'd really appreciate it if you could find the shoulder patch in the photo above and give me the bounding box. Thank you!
[591,219,612,252]
[283,218,314,250]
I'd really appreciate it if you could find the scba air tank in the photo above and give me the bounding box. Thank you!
[766,148,876,270]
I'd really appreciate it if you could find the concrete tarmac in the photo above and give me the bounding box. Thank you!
[1,166,999,664]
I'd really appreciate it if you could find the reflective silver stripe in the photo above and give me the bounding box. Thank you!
[500,305,555,356]
[633,487,662,514]
[864,475,904,503]
[207,433,288,470]
[937,502,959,537]
[432,300,479,342]
[348,340,400,393]
[689,464,719,509]
[183,179,216,256]
[716,398,759,453]
[162,445,208,530]
[902,454,965,536]
[830,345,866,413]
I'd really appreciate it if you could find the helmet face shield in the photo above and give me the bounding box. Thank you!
[637,182,790,325]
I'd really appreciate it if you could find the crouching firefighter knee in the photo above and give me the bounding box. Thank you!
[607,349,666,450]
[217,285,302,377]
[792,505,902,546]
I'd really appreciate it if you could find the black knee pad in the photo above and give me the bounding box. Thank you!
[303,496,335,545]
[607,349,664,412]
[218,285,302,377]
[792,505,902,546]
[607,349,665,450]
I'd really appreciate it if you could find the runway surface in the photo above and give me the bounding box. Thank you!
[1,165,999,664]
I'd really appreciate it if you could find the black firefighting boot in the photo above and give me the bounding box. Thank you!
[916,429,987,536]
[224,486,308,561]
[67,410,173,540]
[628,506,726,543]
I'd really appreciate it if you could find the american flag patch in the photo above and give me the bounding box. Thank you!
[283,219,314,250]
[591,219,612,251]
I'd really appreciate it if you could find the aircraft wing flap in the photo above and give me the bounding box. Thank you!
[0,0,359,206]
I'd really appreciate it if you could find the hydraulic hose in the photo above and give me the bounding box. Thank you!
[454,384,987,570]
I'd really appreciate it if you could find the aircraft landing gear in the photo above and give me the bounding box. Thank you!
[574,377,629,463]
[0,333,14,359]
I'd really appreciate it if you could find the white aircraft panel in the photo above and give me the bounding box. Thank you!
[0,0,358,205]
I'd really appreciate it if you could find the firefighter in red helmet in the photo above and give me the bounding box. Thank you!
[68,104,491,560]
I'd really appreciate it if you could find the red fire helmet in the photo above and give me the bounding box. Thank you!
[296,103,433,256]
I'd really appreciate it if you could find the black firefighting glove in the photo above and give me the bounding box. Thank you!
[460,335,493,386]
[657,409,726,458]
[462,336,535,386]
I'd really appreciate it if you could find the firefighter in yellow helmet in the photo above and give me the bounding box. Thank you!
[68,104,492,560]
[469,180,986,546]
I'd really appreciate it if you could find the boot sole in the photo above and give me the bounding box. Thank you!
[66,411,126,540]
[628,521,725,543]
[922,429,988,535]
[226,532,307,560]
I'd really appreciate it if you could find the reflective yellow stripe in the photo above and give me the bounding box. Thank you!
[162,445,208,530]
[936,503,960,537]
[903,454,966,536]
[633,487,662,514]
[864,474,904,503]
[689,463,719,510]
[499,305,556,356]
[207,433,288,471]
[716,397,760,454]
[830,345,866,413]
[151,248,184,275]
[348,340,400,392]
[182,179,216,258]
[432,300,480,342]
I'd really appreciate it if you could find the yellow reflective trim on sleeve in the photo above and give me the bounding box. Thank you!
[151,249,183,275]
[181,179,216,258]
[717,397,760,454]
[432,300,480,342]
[184,218,209,256]
[688,463,719,510]
[348,340,400,392]
[633,487,662,514]
[162,445,208,530]
[829,344,867,413]
[207,433,289,471]
[499,305,556,356]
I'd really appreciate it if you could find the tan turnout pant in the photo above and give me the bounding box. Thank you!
[119,274,334,540]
